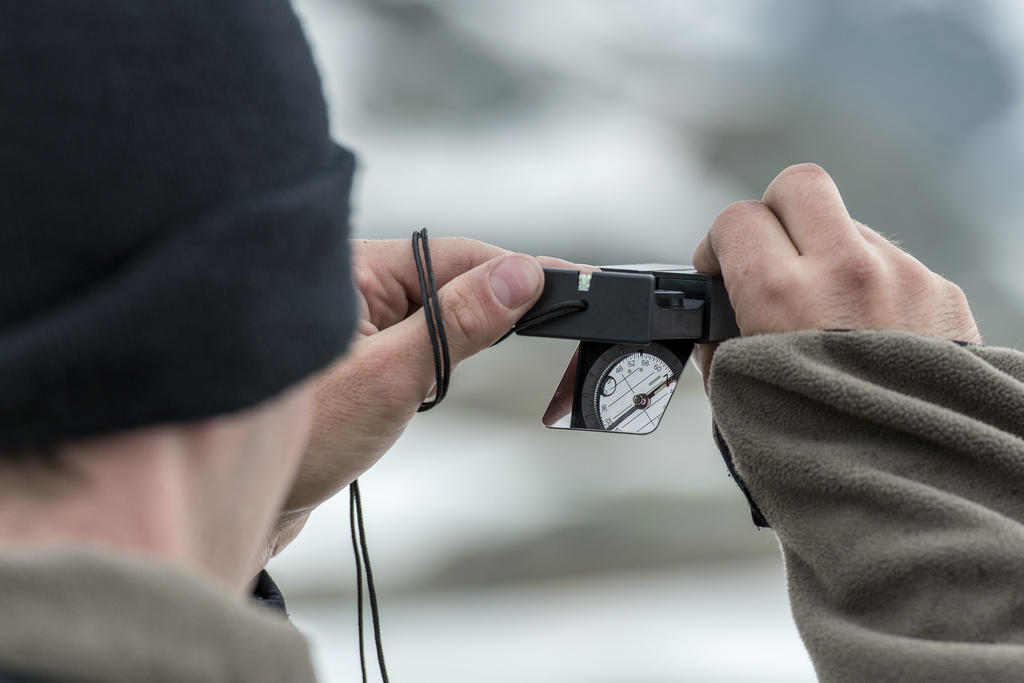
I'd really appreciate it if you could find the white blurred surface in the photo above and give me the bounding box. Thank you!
[292,559,815,683]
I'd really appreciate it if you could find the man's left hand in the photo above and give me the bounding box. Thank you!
[268,237,572,556]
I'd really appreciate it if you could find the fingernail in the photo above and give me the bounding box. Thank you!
[489,255,541,309]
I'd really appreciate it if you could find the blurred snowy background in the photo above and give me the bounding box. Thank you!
[269,1,1024,680]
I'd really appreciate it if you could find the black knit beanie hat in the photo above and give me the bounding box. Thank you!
[0,2,358,450]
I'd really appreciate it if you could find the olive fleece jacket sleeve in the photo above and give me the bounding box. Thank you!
[709,330,1024,683]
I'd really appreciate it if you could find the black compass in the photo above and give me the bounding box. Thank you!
[523,264,738,435]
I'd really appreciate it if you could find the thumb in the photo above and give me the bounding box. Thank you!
[304,253,544,480]
[692,342,719,397]
[435,252,544,363]
[348,253,545,410]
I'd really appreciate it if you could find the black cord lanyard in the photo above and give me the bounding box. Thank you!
[346,229,447,683]
[347,229,588,682]
[412,228,452,410]
[349,479,388,683]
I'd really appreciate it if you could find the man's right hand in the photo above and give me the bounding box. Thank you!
[690,163,982,388]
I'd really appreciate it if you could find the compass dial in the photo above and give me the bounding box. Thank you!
[579,342,685,434]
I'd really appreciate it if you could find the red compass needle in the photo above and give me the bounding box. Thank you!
[633,374,674,408]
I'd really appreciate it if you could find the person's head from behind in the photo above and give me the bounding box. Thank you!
[0,1,357,591]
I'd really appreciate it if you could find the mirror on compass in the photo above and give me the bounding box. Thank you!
[542,340,694,434]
